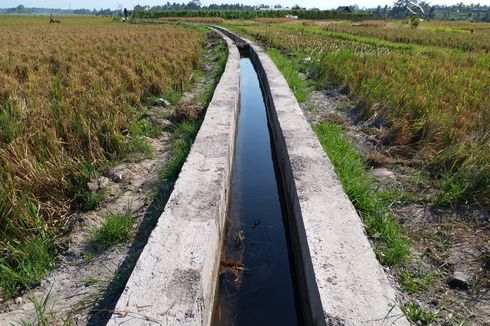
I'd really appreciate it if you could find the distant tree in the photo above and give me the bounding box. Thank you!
[390,0,425,18]
[427,5,436,19]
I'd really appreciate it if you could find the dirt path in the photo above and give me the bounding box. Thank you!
[0,31,224,326]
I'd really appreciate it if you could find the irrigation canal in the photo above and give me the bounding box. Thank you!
[212,55,302,325]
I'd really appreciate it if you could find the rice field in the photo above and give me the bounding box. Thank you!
[227,20,490,208]
[0,16,204,297]
[308,19,490,52]
[159,16,224,24]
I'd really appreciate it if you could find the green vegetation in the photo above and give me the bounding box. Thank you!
[16,288,74,326]
[160,121,200,181]
[400,301,440,325]
[78,190,107,212]
[129,119,162,139]
[0,202,56,299]
[267,49,309,103]
[90,209,133,250]
[18,289,52,326]
[314,123,409,266]
[400,269,441,294]
[0,234,55,299]
[134,9,369,20]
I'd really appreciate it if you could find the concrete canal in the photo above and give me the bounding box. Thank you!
[212,56,301,326]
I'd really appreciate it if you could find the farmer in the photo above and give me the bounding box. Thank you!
[124,8,128,21]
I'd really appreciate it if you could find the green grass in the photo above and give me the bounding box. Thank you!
[314,123,409,266]
[124,117,165,162]
[17,288,74,326]
[267,48,309,103]
[18,288,52,326]
[160,121,200,181]
[71,158,109,211]
[400,269,441,294]
[0,235,55,299]
[77,190,106,212]
[0,200,56,299]
[125,137,153,161]
[400,301,440,325]
[90,209,133,250]
[129,119,162,139]
[83,251,95,262]
[145,89,183,106]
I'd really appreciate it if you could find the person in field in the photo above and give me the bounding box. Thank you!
[49,14,60,24]
[124,8,128,21]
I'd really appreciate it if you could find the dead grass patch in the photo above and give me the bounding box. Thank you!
[159,17,224,24]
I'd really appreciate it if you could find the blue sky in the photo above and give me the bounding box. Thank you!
[1,1,488,10]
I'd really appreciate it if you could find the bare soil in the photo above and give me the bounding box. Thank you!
[301,87,489,326]
[0,32,223,326]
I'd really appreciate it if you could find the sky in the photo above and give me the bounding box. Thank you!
[1,0,489,10]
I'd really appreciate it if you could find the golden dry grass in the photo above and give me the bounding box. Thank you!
[159,17,224,24]
[317,19,490,52]
[313,20,346,27]
[253,17,295,24]
[354,20,388,27]
[0,16,203,254]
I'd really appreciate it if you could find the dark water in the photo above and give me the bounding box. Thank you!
[213,58,300,326]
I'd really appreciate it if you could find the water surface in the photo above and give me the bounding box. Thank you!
[213,57,301,326]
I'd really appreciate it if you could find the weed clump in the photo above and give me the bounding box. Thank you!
[91,210,133,250]
[172,100,201,122]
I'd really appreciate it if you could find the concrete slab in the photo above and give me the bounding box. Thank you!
[108,30,240,326]
[216,27,409,326]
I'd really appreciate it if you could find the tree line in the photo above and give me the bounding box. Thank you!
[1,2,489,22]
[371,1,490,22]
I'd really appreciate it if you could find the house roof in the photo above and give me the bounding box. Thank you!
[336,6,352,12]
